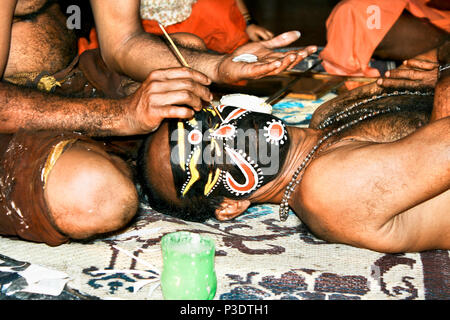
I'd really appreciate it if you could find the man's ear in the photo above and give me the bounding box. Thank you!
[215,198,251,221]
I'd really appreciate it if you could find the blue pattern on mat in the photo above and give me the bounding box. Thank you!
[271,93,337,127]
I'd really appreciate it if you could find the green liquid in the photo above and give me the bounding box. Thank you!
[161,232,217,300]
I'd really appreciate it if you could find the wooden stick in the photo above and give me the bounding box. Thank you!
[158,23,224,122]
[265,77,301,105]
[158,23,190,67]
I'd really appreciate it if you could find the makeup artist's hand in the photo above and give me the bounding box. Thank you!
[377,58,439,89]
[216,31,317,83]
[124,67,212,134]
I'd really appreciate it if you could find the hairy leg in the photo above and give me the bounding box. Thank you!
[374,11,448,61]
[44,141,139,240]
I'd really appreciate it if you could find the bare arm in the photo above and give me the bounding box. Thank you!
[235,0,249,16]
[89,0,221,82]
[89,0,315,84]
[0,1,117,134]
[0,81,129,135]
[0,0,17,78]
[300,116,449,251]
[0,67,212,135]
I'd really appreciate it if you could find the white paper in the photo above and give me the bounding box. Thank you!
[16,264,70,296]
[22,278,69,296]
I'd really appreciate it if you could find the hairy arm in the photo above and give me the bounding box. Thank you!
[0,82,130,135]
[0,67,213,135]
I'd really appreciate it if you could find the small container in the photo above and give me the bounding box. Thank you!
[160,231,217,300]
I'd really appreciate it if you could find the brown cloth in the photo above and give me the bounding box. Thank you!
[0,130,101,246]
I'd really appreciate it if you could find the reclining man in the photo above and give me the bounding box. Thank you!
[138,46,449,253]
[0,0,314,245]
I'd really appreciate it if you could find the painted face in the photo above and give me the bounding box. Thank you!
[169,105,290,199]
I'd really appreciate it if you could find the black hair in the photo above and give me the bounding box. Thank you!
[136,134,224,222]
[136,107,291,223]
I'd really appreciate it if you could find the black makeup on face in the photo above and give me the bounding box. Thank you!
[169,105,290,200]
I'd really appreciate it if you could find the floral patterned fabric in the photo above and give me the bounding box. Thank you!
[140,0,197,26]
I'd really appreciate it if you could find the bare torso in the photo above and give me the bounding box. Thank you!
[4,0,76,78]
[291,91,449,252]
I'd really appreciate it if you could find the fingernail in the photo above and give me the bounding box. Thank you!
[295,31,301,38]
[385,71,390,77]
[274,61,282,67]
[377,78,383,85]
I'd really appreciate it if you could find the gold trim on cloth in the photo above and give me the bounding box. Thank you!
[41,139,77,187]
[37,76,61,92]
[4,72,61,92]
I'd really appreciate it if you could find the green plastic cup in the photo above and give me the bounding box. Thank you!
[160,231,217,300]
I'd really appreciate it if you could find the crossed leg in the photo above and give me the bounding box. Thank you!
[44,141,139,240]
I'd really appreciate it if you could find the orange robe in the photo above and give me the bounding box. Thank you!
[78,0,249,55]
[320,0,450,77]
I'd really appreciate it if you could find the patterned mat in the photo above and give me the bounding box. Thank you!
[1,93,448,300]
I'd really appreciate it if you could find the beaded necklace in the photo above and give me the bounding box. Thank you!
[279,90,433,221]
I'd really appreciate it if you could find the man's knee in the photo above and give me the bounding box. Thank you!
[44,142,138,240]
[306,210,409,253]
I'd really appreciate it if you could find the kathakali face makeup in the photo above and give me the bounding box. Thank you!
[168,105,290,200]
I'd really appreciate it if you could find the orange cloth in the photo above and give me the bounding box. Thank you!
[78,28,99,56]
[78,0,249,56]
[320,0,450,77]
